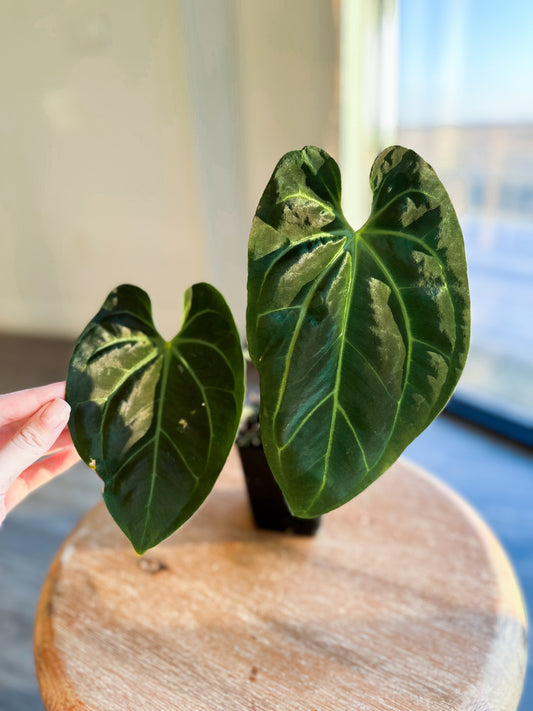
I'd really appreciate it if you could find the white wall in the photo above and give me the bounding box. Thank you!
[0,1,339,339]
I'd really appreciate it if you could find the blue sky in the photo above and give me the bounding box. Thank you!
[399,0,533,126]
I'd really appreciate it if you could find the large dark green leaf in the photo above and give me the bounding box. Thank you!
[66,283,244,554]
[247,145,470,517]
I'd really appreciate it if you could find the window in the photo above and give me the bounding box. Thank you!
[397,0,533,443]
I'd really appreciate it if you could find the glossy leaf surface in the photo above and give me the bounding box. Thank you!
[67,283,244,553]
[247,146,470,517]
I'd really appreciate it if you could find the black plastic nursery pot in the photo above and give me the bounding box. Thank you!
[238,444,321,535]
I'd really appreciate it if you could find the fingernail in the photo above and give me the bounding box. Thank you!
[40,399,71,429]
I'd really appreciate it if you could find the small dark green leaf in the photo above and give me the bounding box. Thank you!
[66,283,244,554]
[247,146,470,517]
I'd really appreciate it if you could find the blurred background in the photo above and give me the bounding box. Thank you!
[0,1,532,709]
[1,0,532,428]
[0,0,340,339]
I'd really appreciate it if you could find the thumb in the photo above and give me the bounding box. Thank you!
[0,398,71,498]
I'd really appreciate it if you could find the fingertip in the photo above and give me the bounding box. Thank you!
[40,399,71,430]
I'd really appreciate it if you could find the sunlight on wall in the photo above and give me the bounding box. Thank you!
[0,1,210,339]
[0,1,339,339]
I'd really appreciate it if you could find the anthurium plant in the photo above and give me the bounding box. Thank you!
[66,283,245,554]
[66,145,470,554]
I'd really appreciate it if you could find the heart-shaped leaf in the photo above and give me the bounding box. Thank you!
[66,283,244,553]
[247,145,470,517]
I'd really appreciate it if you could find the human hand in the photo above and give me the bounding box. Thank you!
[0,382,79,524]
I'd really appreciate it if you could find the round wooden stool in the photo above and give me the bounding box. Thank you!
[34,450,527,710]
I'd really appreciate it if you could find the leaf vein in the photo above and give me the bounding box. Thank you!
[345,339,398,402]
[98,310,156,334]
[175,355,215,463]
[87,336,151,364]
[141,346,172,541]
[110,437,153,482]
[411,338,451,362]
[159,428,199,483]
[98,350,160,476]
[278,191,333,213]
[338,404,369,470]
[357,239,413,458]
[309,246,357,509]
[180,308,223,333]
[271,247,347,436]
[369,188,432,223]
[175,338,234,374]
[279,393,334,451]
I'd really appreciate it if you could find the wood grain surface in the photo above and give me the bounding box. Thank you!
[34,449,527,711]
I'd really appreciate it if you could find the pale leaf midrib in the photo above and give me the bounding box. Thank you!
[271,245,346,442]
[86,336,151,364]
[141,344,172,542]
[303,235,363,513]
